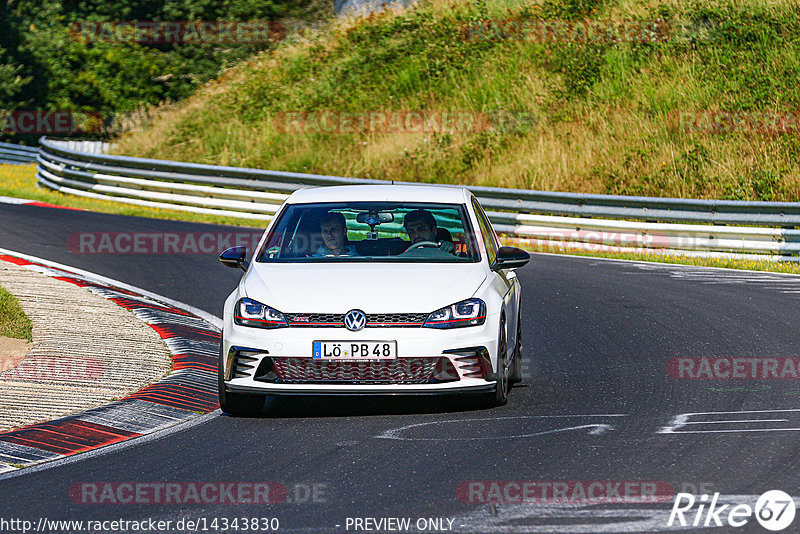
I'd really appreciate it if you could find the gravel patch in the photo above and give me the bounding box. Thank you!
[0,262,172,432]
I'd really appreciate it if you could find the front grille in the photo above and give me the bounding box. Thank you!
[256,357,458,384]
[287,313,343,326]
[368,313,428,326]
[286,312,428,328]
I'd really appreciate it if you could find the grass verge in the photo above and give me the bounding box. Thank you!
[0,164,265,228]
[0,285,33,341]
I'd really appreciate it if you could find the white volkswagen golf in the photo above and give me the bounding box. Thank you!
[218,184,530,414]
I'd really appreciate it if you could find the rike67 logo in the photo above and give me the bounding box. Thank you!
[669,490,796,531]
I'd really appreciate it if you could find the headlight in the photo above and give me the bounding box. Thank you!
[423,298,486,329]
[234,298,288,329]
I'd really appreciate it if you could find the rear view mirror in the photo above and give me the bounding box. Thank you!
[219,246,249,271]
[356,211,394,225]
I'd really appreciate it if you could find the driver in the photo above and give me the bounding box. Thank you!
[402,209,454,254]
[313,211,358,257]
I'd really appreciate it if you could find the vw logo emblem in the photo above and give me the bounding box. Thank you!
[344,309,367,331]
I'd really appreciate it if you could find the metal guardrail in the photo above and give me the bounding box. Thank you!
[35,136,800,257]
[0,142,38,165]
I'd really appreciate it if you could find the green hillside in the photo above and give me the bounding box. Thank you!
[114,0,800,201]
[0,0,330,143]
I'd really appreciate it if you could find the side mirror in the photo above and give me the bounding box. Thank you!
[219,246,249,271]
[491,246,530,271]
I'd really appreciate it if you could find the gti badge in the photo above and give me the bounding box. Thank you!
[344,309,367,331]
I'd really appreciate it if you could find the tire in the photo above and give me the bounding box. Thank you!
[218,341,264,416]
[509,311,523,384]
[491,316,509,406]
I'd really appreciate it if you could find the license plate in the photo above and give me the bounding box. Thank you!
[312,341,397,360]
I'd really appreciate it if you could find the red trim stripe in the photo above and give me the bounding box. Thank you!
[426,315,486,325]
[235,315,286,325]
[287,322,424,326]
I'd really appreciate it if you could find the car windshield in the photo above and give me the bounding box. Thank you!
[256,202,480,263]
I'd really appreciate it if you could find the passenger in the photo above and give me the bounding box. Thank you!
[313,211,358,257]
[402,209,454,253]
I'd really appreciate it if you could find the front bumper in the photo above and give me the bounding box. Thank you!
[221,312,500,395]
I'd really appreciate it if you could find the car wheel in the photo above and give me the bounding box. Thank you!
[218,342,264,416]
[509,311,523,384]
[492,316,509,406]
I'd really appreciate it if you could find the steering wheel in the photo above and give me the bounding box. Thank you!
[406,240,440,251]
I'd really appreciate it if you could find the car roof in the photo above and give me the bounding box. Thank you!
[285,184,472,205]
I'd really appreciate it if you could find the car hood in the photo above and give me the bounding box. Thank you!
[243,262,487,313]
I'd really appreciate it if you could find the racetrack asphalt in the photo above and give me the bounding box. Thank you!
[0,202,799,532]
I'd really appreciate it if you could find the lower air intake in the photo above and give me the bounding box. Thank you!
[261,357,458,384]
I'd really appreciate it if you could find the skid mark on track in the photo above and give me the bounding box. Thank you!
[622,262,800,295]
[377,414,626,441]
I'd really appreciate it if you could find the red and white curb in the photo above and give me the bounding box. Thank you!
[0,252,220,474]
[0,195,87,211]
